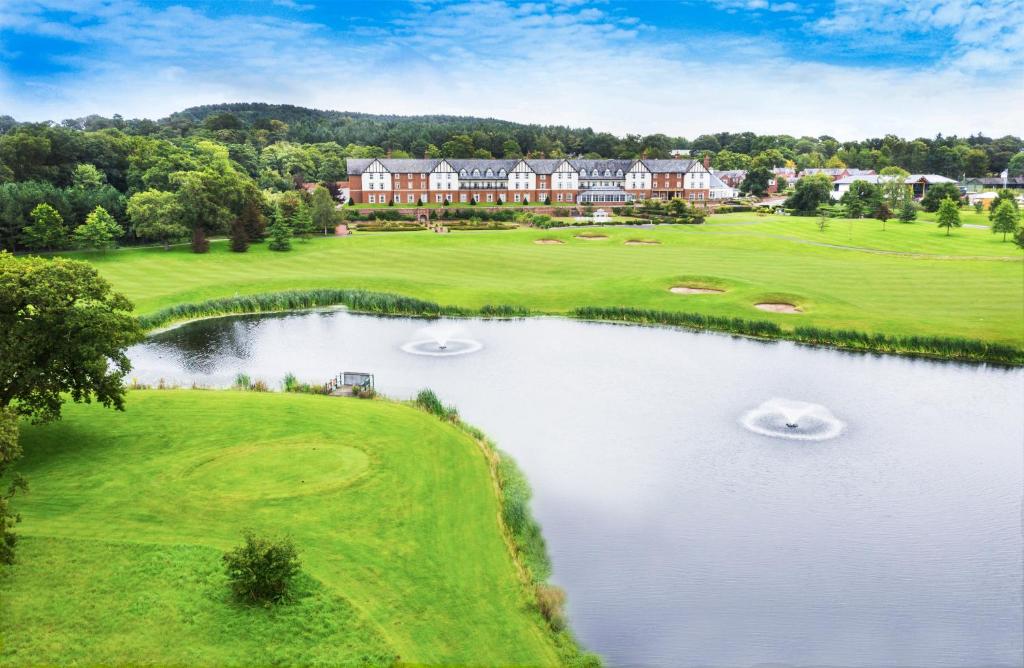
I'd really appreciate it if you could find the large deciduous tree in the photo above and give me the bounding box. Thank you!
[740,167,772,197]
[0,253,143,561]
[127,189,187,250]
[920,182,961,212]
[785,174,834,213]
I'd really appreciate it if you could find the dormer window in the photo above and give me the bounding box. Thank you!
[604,169,611,177]
[460,169,468,177]
[472,169,480,176]
[616,169,623,177]
[485,169,493,177]
[580,169,587,177]
[498,169,506,177]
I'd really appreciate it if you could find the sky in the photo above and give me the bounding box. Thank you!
[1,0,1022,140]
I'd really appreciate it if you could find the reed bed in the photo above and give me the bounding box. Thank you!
[139,289,528,330]
[574,306,1023,364]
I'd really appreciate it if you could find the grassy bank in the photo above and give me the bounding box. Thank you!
[68,213,1023,351]
[0,391,579,666]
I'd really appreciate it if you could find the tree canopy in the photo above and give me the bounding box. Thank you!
[0,253,144,422]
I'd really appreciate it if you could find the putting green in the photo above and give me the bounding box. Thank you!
[177,437,371,500]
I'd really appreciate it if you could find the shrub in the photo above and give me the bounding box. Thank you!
[222,531,301,605]
[535,584,567,630]
[233,373,252,390]
[282,372,298,392]
[250,379,269,392]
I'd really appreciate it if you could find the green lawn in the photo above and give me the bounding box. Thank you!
[1,391,563,666]
[76,213,1024,346]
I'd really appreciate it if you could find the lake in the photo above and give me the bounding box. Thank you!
[129,310,1024,668]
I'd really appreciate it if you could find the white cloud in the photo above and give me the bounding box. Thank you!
[813,0,1024,74]
[1,0,1021,139]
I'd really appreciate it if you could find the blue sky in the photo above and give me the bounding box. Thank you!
[1,0,1022,139]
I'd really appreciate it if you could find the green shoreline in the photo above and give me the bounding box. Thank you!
[136,288,1024,366]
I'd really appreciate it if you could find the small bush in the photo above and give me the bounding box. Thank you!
[535,584,567,630]
[222,531,301,605]
[233,373,251,390]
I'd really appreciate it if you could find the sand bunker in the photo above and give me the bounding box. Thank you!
[755,302,802,313]
[625,239,661,245]
[534,239,564,245]
[670,286,725,295]
[575,234,608,240]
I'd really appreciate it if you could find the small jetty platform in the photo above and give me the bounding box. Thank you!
[324,371,374,396]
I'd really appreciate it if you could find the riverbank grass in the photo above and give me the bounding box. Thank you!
[0,391,568,666]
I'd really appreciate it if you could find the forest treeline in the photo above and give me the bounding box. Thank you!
[0,102,1021,251]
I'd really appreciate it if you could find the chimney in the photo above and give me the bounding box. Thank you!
[386,149,392,158]
[641,149,647,159]
[703,153,710,169]
[424,150,429,159]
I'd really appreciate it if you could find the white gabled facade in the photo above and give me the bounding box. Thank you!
[429,159,458,202]
[360,159,392,195]
[507,160,537,192]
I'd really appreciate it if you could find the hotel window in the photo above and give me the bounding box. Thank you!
[557,193,563,202]
[460,194,467,202]
[568,194,574,201]
[446,194,452,202]
[689,193,695,200]
[435,194,442,203]
[698,193,704,200]
[407,194,414,203]
[486,194,493,202]
[514,194,521,202]
[368,195,376,203]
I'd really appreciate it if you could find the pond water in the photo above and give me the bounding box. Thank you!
[129,311,1024,668]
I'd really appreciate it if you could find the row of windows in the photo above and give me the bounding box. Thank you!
[363,193,710,204]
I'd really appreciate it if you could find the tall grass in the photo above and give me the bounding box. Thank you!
[574,305,783,338]
[139,289,528,330]
[790,326,1023,364]
[574,305,1023,364]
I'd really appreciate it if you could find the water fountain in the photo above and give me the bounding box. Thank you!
[400,324,483,357]
[741,398,845,441]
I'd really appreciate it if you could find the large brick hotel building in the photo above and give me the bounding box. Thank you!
[345,156,713,205]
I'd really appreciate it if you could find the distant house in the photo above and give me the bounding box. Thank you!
[962,176,1024,192]
[905,174,956,198]
[713,169,746,188]
[799,167,849,181]
[966,192,1000,209]
[830,173,956,200]
[709,172,738,200]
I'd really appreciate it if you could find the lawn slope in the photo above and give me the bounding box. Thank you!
[76,214,1024,347]
[0,391,563,667]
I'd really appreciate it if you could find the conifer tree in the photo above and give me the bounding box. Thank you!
[267,204,292,251]
[229,217,249,252]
